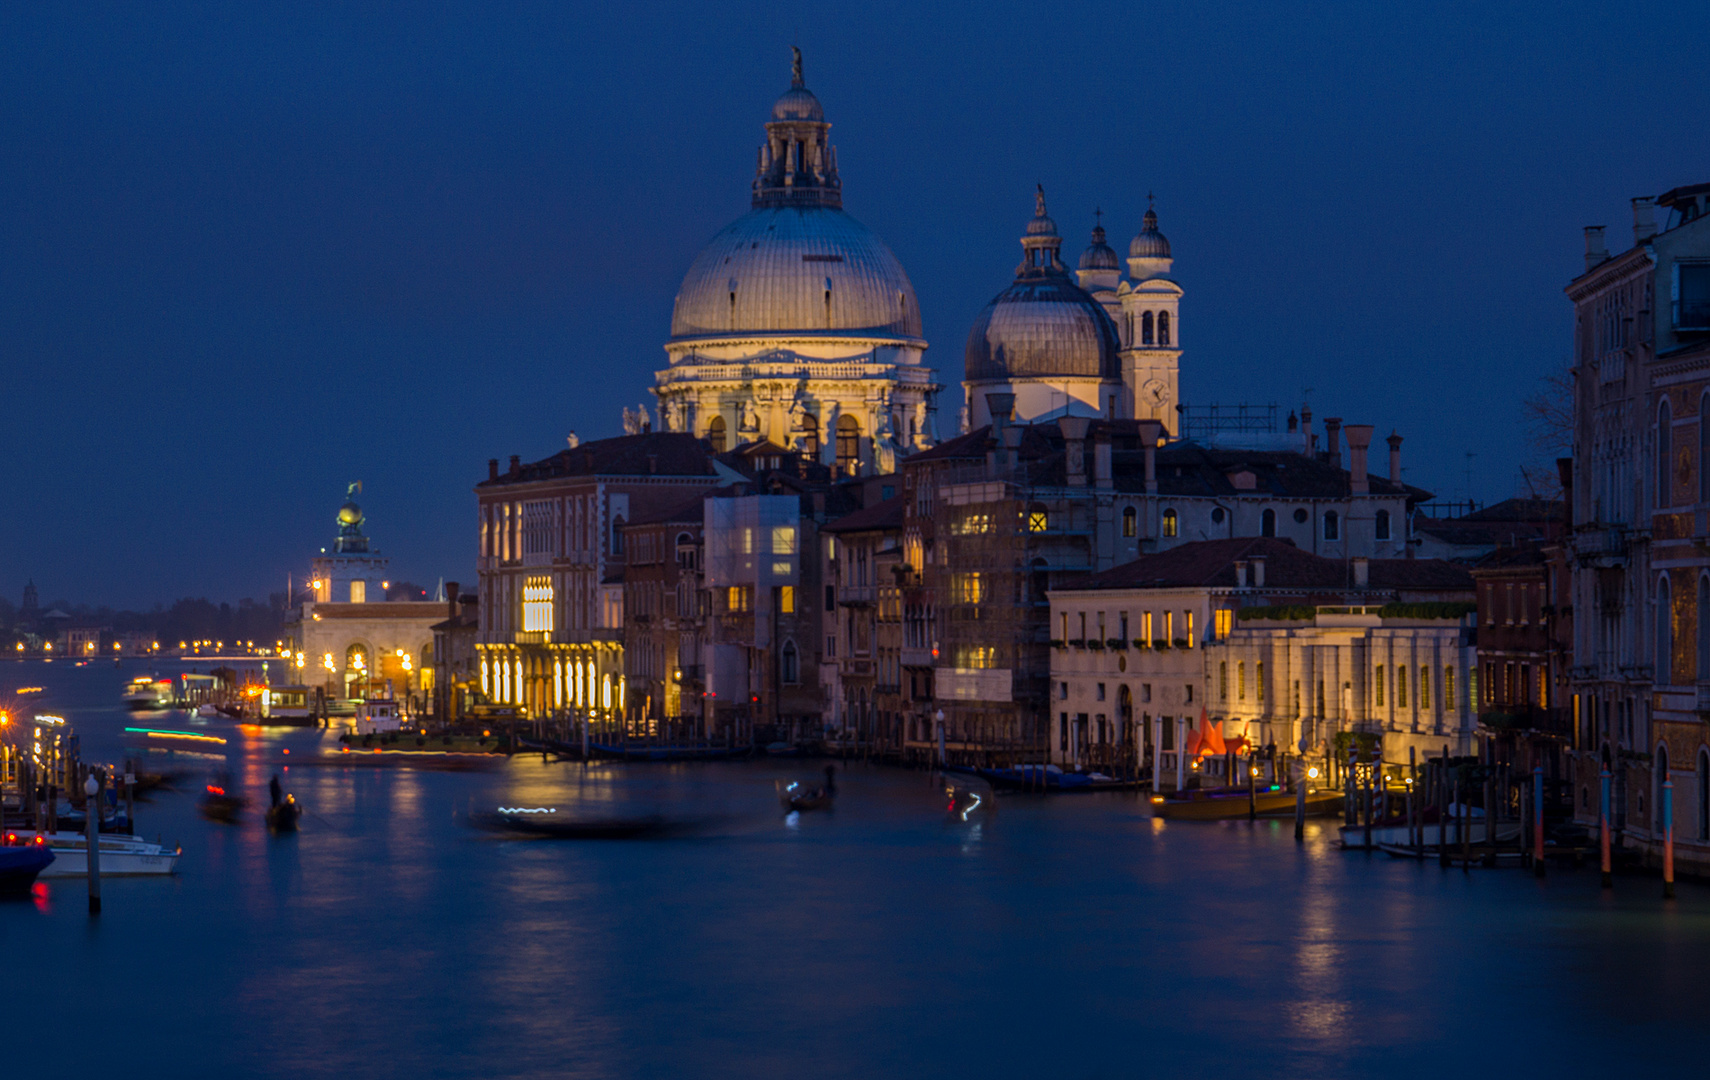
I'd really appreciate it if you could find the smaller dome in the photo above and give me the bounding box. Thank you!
[337,501,362,527]
[771,85,824,122]
[1025,187,1059,238]
[1080,223,1120,270]
[1129,206,1171,259]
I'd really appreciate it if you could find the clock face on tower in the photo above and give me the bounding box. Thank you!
[1142,378,1169,407]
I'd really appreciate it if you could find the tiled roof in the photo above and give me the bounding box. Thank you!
[1058,536,1473,593]
[821,494,906,534]
[479,432,718,487]
[627,492,708,528]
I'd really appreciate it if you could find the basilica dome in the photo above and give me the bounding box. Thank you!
[965,189,1121,382]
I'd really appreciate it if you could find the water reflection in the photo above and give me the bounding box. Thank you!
[6,660,1710,1077]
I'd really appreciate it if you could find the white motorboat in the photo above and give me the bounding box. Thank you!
[6,830,181,877]
[122,675,174,710]
[353,699,403,735]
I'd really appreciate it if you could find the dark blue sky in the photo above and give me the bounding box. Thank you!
[2,2,1705,607]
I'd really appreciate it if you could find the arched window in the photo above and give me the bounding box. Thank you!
[781,640,799,684]
[1161,508,1178,537]
[706,415,727,453]
[836,415,862,475]
[1323,510,1340,541]
[1141,311,1154,345]
[1158,311,1171,346]
[1122,506,1137,537]
[1657,574,1673,686]
[1376,509,1391,540]
[796,412,820,458]
[1261,508,1276,537]
[1658,398,1672,508]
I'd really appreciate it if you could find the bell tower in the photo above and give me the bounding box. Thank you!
[1117,198,1182,432]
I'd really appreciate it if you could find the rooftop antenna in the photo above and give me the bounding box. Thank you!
[1464,451,1476,503]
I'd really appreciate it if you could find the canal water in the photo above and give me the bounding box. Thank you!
[3,659,1704,1078]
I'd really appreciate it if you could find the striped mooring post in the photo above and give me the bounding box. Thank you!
[1533,763,1545,878]
[1600,766,1613,889]
[1663,776,1675,900]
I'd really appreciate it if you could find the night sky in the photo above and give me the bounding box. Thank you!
[2,2,1705,608]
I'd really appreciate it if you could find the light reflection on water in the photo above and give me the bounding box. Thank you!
[2,660,1707,1077]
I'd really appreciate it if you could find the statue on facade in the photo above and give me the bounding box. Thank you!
[621,403,653,435]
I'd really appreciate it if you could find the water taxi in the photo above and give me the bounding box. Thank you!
[121,675,174,711]
[353,699,403,735]
[1151,785,1345,820]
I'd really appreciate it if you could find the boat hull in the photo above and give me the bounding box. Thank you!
[1339,821,1521,849]
[0,846,55,894]
[1152,788,1345,820]
[11,832,180,877]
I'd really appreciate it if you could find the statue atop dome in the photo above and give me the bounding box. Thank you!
[335,482,369,554]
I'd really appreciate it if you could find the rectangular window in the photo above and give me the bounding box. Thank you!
[771,525,797,554]
[1060,713,1069,752]
[1219,661,1228,700]
[772,561,792,576]
[1398,665,1408,709]
[1142,612,1154,646]
[778,585,795,614]
[1468,666,1477,710]
[741,528,753,555]
[1096,682,1106,702]
[1185,684,1195,703]
[1214,608,1233,639]
[1185,611,1195,648]
[1119,612,1129,640]
[1445,666,1455,710]
[349,580,366,604]
[1238,661,1246,701]
[727,586,751,613]
[827,635,836,658]
[1059,681,1068,700]
[1419,665,1430,710]
[1141,683,1152,703]
[1375,664,1385,707]
[1165,611,1175,643]
[522,576,554,632]
[1256,661,1265,701]
[951,573,985,604]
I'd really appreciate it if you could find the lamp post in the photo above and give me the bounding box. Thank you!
[84,770,101,915]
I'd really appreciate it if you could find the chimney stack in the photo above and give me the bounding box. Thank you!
[1584,225,1608,271]
[445,581,461,614]
[1386,430,1403,484]
[1351,556,1369,588]
[488,459,499,482]
[985,392,1016,474]
[1137,419,1163,494]
[1323,417,1343,468]
[509,454,521,476]
[1235,560,1249,589]
[1093,431,1112,487]
[1251,557,1266,588]
[1059,416,1091,487]
[1345,424,1375,494]
[1632,197,1657,244]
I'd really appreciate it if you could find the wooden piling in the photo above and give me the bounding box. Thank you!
[1533,763,1545,878]
[1663,775,1675,900]
[1599,766,1613,888]
[85,771,101,915]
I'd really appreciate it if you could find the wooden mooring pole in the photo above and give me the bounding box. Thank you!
[84,770,101,915]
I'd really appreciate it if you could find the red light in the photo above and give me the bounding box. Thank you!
[282,748,290,755]
[207,785,225,796]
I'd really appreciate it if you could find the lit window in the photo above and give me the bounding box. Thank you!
[522,577,554,633]
[727,586,751,613]
[1214,609,1233,639]
[348,580,366,603]
[1162,509,1178,537]
[778,586,796,614]
[772,561,792,575]
[1122,507,1136,537]
[952,573,985,604]
[1028,508,1049,533]
[771,525,797,554]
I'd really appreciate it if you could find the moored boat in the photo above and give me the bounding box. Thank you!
[1151,785,1345,820]
[6,830,181,877]
[121,675,174,711]
[588,741,753,762]
[947,763,1144,793]
[199,781,247,823]
[266,795,301,832]
[778,766,838,812]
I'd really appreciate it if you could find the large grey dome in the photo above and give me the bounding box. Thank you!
[964,277,1121,381]
[669,206,923,345]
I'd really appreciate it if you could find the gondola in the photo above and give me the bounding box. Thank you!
[778,766,837,812]
[470,809,679,839]
[588,741,754,762]
[944,763,1145,793]
[266,794,301,832]
[199,782,248,823]
[1150,785,1345,820]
